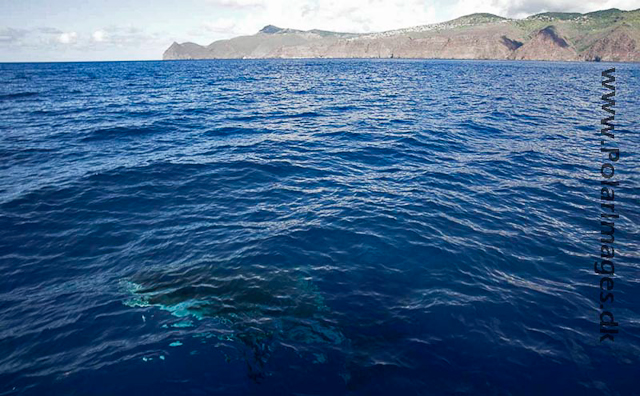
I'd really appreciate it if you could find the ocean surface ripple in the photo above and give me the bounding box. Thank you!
[0,60,639,395]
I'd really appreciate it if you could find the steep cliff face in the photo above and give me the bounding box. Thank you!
[163,8,640,62]
[582,24,639,61]
[163,42,209,60]
[511,26,579,61]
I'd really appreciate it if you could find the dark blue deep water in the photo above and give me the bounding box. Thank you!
[0,59,639,395]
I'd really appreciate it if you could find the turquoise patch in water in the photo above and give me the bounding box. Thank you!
[313,353,327,364]
[170,320,194,328]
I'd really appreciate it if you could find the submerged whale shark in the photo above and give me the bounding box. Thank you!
[121,263,346,379]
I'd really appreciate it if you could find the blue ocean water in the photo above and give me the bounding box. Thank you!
[0,59,639,395]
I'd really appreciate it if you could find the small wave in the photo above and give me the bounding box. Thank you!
[327,105,360,112]
[0,92,39,100]
[228,114,263,121]
[81,120,176,142]
[204,125,266,136]
[274,111,323,119]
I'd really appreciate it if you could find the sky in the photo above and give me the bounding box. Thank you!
[1,0,639,62]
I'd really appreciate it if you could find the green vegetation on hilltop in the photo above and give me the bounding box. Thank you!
[451,13,506,24]
[530,12,582,20]
[585,8,625,18]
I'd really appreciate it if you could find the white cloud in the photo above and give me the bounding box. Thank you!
[92,30,108,42]
[206,0,265,8]
[4,25,164,52]
[85,26,166,48]
[58,31,78,44]
[204,18,239,33]
[0,28,29,44]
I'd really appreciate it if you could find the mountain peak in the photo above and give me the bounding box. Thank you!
[259,25,285,34]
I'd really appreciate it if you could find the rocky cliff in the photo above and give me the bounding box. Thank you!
[164,8,640,62]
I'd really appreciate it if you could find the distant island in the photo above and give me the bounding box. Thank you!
[164,8,640,62]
